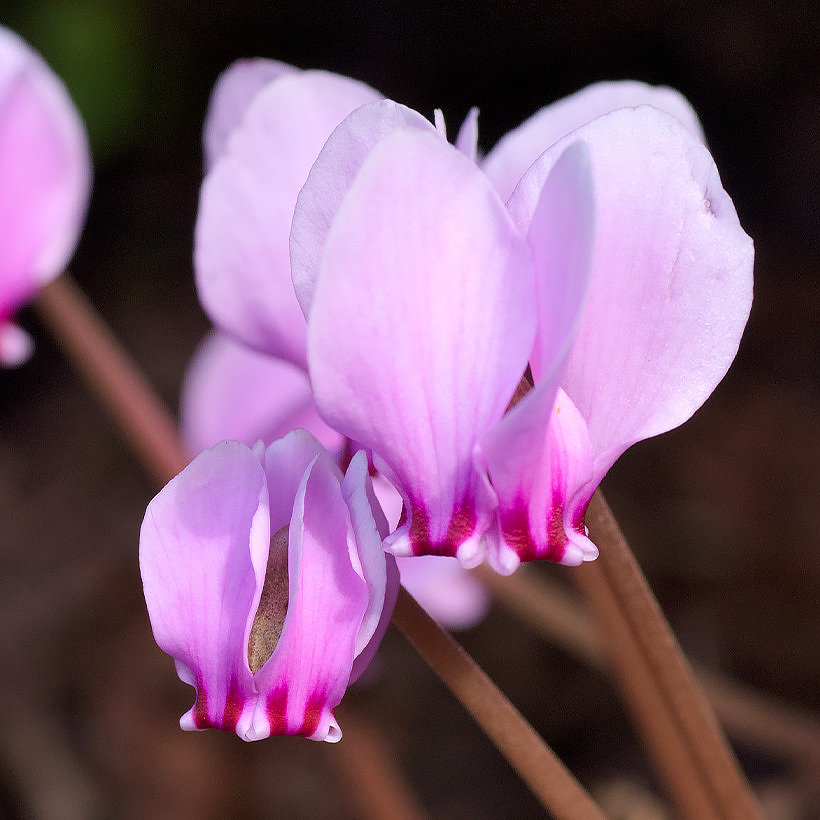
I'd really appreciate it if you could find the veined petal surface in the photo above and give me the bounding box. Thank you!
[291,100,434,317]
[308,128,536,565]
[482,80,705,202]
[507,106,753,480]
[139,441,270,733]
[480,143,596,572]
[195,70,380,368]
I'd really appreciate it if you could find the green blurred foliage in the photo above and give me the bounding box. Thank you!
[4,0,149,161]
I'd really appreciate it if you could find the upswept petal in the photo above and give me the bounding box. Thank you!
[195,69,380,368]
[507,106,754,480]
[454,107,479,163]
[480,143,596,572]
[344,451,400,681]
[262,428,339,531]
[250,449,369,742]
[202,57,295,170]
[0,26,90,363]
[139,441,270,733]
[308,127,536,565]
[290,100,434,317]
[180,329,344,457]
[482,80,705,202]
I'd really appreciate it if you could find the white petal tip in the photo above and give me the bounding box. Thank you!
[456,537,484,569]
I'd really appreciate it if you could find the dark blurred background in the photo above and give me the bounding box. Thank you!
[0,1,817,818]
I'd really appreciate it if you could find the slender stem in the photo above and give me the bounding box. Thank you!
[35,276,190,483]
[480,564,820,770]
[580,491,764,820]
[392,587,606,820]
[330,706,431,820]
[36,273,607,819]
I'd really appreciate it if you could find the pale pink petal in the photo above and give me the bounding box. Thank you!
[454,107,479,163]
[480,143,596,572]
[202,58,295,170]
[180,329,344,457]
[507,106,754,480]
[0,27,90,320]
[250,450,369,741]
[482,80,705,202]
[290,100,433,317]
[308,128,536,566]
[262,429,339,532]
[139,441,270,733]
[343,451,399,681]
[195,70,380,368]
[396,555,490,630]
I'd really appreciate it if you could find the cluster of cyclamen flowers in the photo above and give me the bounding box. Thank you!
[0,33,753,745]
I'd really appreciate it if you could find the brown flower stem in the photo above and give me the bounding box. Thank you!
[478,564,820,770]
[392,587,607,820]
[34,275,190,483]
[331,706,431,820]
[36,272,607,818]
[578,491,764,820]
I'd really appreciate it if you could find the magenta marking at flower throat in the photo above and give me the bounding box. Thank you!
[265,688,326,738]
[498,491,589,563]
[405,500,477,557]
[192,677,246,732]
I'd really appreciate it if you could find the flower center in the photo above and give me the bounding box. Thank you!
[248,525,290,674]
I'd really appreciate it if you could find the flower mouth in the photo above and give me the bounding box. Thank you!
[248,525,290,674]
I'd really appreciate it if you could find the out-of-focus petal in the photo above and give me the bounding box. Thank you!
[180,329,344,457]
[139,441,270,733]
[481,143,595,572]
[195,70,380,369]
[344,451,399,682]
[508,106,754,480]
[482,80,705,202]
[396,555,490,630]
[202,58,295,170]
[0,26,90,361]
[0,322,33,367]
[291,100,433,317]
[308,128,536,566]
[250,450,369,742]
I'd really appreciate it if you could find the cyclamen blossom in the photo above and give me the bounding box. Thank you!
[140,430,398,741]
[0,26,91,365]
[294,96,753,574]
[193,59,753,575]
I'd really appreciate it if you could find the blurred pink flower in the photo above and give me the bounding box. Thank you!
[0,26,90,365]
[140,431,398,742]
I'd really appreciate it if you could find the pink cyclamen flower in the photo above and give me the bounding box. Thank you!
[0,26,91,365]
[190,60,490,628]
[294,93,753,574]
[140,430,399,741]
